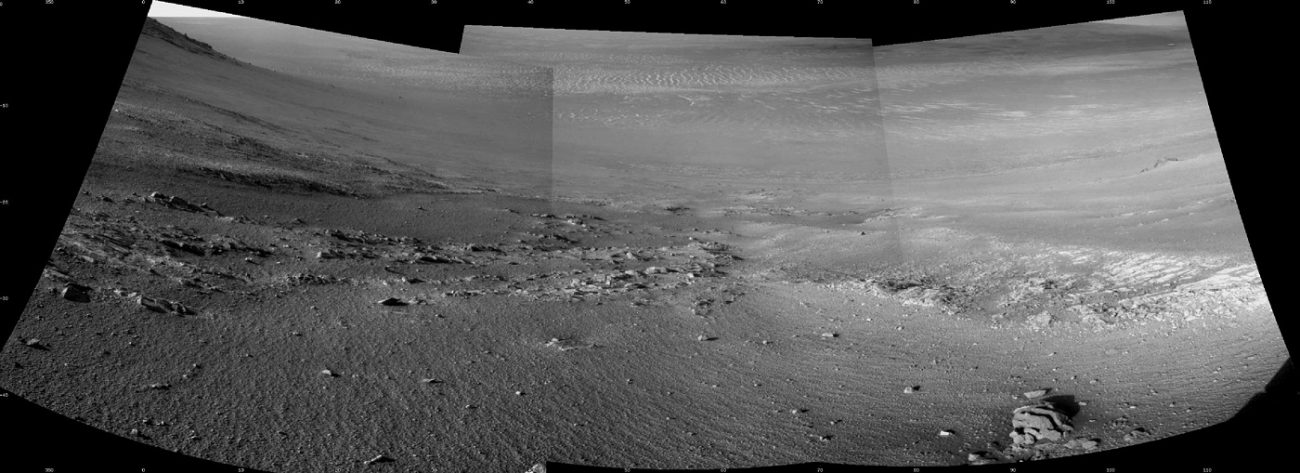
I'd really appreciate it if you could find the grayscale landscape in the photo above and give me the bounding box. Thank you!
[0,9,1285,473]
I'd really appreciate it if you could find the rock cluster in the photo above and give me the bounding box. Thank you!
[145,191,209,213]
[135,294,195,315]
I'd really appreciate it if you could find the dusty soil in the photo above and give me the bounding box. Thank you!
[0,15,1287,473]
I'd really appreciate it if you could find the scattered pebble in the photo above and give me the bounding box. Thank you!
[938,429,955,437]
[820,332,838,338]
[320,369,338,377]
[903,385,920,394]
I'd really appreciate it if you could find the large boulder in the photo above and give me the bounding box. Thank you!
[1010,402,1074,446]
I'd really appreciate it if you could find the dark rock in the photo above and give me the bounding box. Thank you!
[159,239,205,256]
[316,250,348,259]
[61,283,92,303]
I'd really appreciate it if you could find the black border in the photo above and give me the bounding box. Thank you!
[1,1,1290,472]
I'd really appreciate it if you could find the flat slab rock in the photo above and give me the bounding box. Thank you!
[1010,402,1074,446]
[61,283,92,303]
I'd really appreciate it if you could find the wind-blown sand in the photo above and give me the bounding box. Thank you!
[0,14,1286,473]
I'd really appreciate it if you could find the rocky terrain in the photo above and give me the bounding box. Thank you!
[1,13,1289,473]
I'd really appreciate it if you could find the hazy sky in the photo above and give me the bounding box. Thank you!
[146,2,1185,27]
[1098,11,1186,26]
[148,1,237,18]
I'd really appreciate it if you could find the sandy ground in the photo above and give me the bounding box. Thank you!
[0,16,1288,473]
